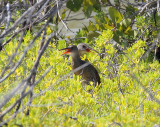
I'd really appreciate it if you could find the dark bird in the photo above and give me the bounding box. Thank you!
[60,45,101,87]
[77,43,99,56]
[155,47,160,62]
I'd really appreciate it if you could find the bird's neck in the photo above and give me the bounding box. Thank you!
[71,53,81,62]
[71,53,82,68]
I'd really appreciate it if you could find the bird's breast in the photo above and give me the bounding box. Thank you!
[71,61,84,75]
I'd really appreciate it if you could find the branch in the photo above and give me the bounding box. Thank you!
[136,25,151,41]
[0,22,49,108]
[5,3,11,30]
[0,15,51,83]
[25,31,54,115]
[140,39,157,61]
[0,0,45,39]
[131,74,160,105]
[0,66,52,125]
[0,0,66,110]
[139,1,157,15]
[0,27,26,78]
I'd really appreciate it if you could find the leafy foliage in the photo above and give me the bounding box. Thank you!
[1,27,160,126]
[108,7,123,24]
[66,0,83,12]
[67,0,101,17]
[1,0,160,126]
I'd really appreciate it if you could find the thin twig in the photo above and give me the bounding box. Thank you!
[0,26,26,78]
[0,66,52,125]
[56,0,75,33]
[131,74,160,105]
[0,0,44,39]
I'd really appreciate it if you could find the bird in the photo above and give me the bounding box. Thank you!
[60,45,101,87]
[155,47,160,62]
[77,43,99,56]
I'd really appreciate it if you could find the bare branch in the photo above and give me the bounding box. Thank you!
[139,1,157,15]
[0,66,52,125]
[0,1,38,38]
[0,21,49,108]
[0,1,67,122]
[131,74,160,105]
[0,28,26,78]
[5,3,11,30]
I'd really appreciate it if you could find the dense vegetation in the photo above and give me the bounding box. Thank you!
[0,0,160,126]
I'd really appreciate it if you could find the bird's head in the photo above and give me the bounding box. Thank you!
[77,43,99,56]
[60,45,79,57]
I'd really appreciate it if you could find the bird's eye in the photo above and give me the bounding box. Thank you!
[83,45,86,49]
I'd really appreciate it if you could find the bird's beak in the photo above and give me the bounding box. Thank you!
[86,48,99,54]
[59,48,71,55]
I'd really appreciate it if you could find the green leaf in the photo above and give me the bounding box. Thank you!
[125,5,138,18]
[57,40,66,50]
[121,18,131,28]
[88,21,97,31]
[83,5,93,18]
[108,7,123,23]
[83,0,96,17]
[124,26,132,34]
[93,1,101,12]
[113,30,123,43]
[103,23,113,29]
[87,32,100,40]
[66,0,83,12]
